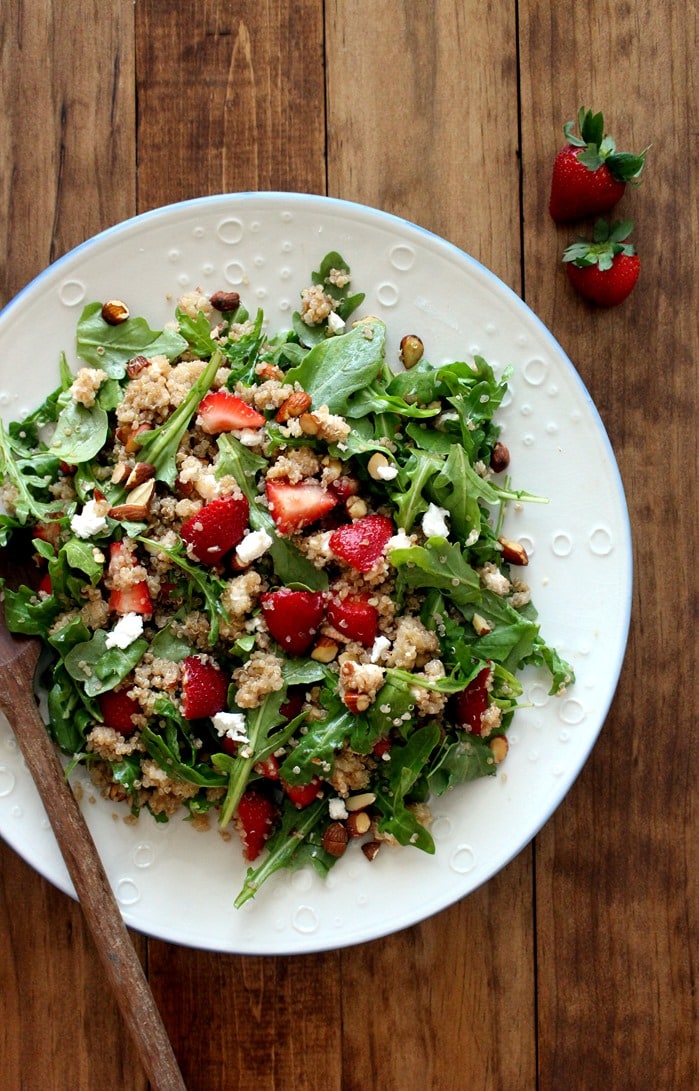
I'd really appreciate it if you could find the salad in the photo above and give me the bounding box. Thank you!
[0,252,573,906]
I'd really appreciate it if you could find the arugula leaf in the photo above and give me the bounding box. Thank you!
[234,796,329,907]
[46,662,98,752]
[175,308,217,357]
[214,689,288,828]
[137,536,228,645]
[140,723,227,789]
[427,733,498,796]
[76,301,188,378]
[64,629,148,697]
[0,421,67,537]
[389,538,482,613]
[1,583,62,635]
[373,723,440,852]
[285,318,386,414]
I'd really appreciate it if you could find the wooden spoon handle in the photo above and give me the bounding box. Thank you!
[2,663,187,1091]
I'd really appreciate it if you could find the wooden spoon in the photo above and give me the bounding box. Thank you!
[0,546,187,1091]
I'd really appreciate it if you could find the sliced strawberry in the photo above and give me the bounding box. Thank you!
[197,390,265,433]
[234,787,279,861]
[328,514,394,572]
[372,735,392,758]
[37,572,53,596]
[33,520,62,549]
[279,686,306,721]
[254,754,280,779]
[327,594,379,647]
[454,666,491,734]
[329,475,360,503]
[260,588,326,656]
[282,775,323,809]
[180,493,249,564]
[99,688,141,737]
[182,655,229,720]
[109,582,153,616]
[265,479,338,535]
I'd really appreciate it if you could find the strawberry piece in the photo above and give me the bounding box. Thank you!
[549,108,647,223]
[563,219,640,307]
[37,572,53,596]
[109,582,154,615]
[260,588,326,656]
[454,667,492,734]
[254,754,280,779]
[281,775,323,809]
[182,655,229,720]
[234,787,279,861]
[328,514,394,572]
[279,686,306,721]
[329,475,360,503]
[197,390,265,433]
[33,520,62,549]
[180,493,249,564]
[373,735,392,758]
[265,479,337,535]
[327,594,379,647]
[99,688,141,737]
[107,541,153,615]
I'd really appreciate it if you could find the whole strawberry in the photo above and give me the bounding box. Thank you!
[563,219,640,307]
[549,108,647,222]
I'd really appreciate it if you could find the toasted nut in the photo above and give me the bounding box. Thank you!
[310,636,340,663]
[108,479,155,521]
[490,441,510,473]
[276,390,312,422]
[498,536,529,566]
[125,462,156,489]
[110,463,131,486]
[343,691,371,714]
[321,457,343,484]
[115,421,152,455]
[299,412,320,436]
[209,290,241,313]
[346,811,372,838]
[322,822,349,858]
[345,792,376,812]
[101,299,129,325]
[488,735,509,764]
[346,496,367,519]
[361,841,381,862]
[366,452,394,481]
[256,362,285,381]
[126,354,151,378]
[472,612,493,636]
[399,334,424,369]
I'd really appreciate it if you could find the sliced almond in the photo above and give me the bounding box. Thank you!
[346,811,372,838]
[108,479,155,521]
[488,735,509,764]
[498,536,529,566]
[345,792,376,812]
[342,691,371,715]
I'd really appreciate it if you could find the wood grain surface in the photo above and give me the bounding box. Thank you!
[1,3,696,1090]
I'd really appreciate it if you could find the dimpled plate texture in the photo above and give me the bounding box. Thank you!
[0,193,632,954]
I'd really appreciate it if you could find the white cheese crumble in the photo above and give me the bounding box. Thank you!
[422,502,450,539]
[70,498,109,539]
[375,463,398,481]
[104,612,144,650]
[370,635,391,663]
[386,530,413,552]
[235,529,273,566]
[326,310,346,334]
[328,797,349,820]
[211,711,249,743]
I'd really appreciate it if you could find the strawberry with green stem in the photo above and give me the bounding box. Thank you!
[563,219,640,307]
[549,108,648,222]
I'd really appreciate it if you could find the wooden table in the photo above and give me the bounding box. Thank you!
[1,3,696,1089]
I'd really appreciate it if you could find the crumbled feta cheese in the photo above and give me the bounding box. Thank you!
[105,612,144,650]
[386,530,413,552]
[235,529,273,566]
[326,310,346,334]
[329,797,348,820]
[70,498,109,539]
[370,635,391,663]
[236,428,265,447]
[422,502,450,539]
[211,711,249,743]
[375,463,398,481]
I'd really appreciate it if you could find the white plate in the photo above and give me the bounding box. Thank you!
[0,193,632,953]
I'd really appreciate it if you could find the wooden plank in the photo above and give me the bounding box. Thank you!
[519,2,698,1087]
[0,2,148,1088]
[136,0,327,205]
[135,5,337,1089]
[326,5,536,1090]
[0,0,136,302]
[148,946,343,1091]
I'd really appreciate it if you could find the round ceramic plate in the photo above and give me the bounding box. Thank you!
[0,193,632,954]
